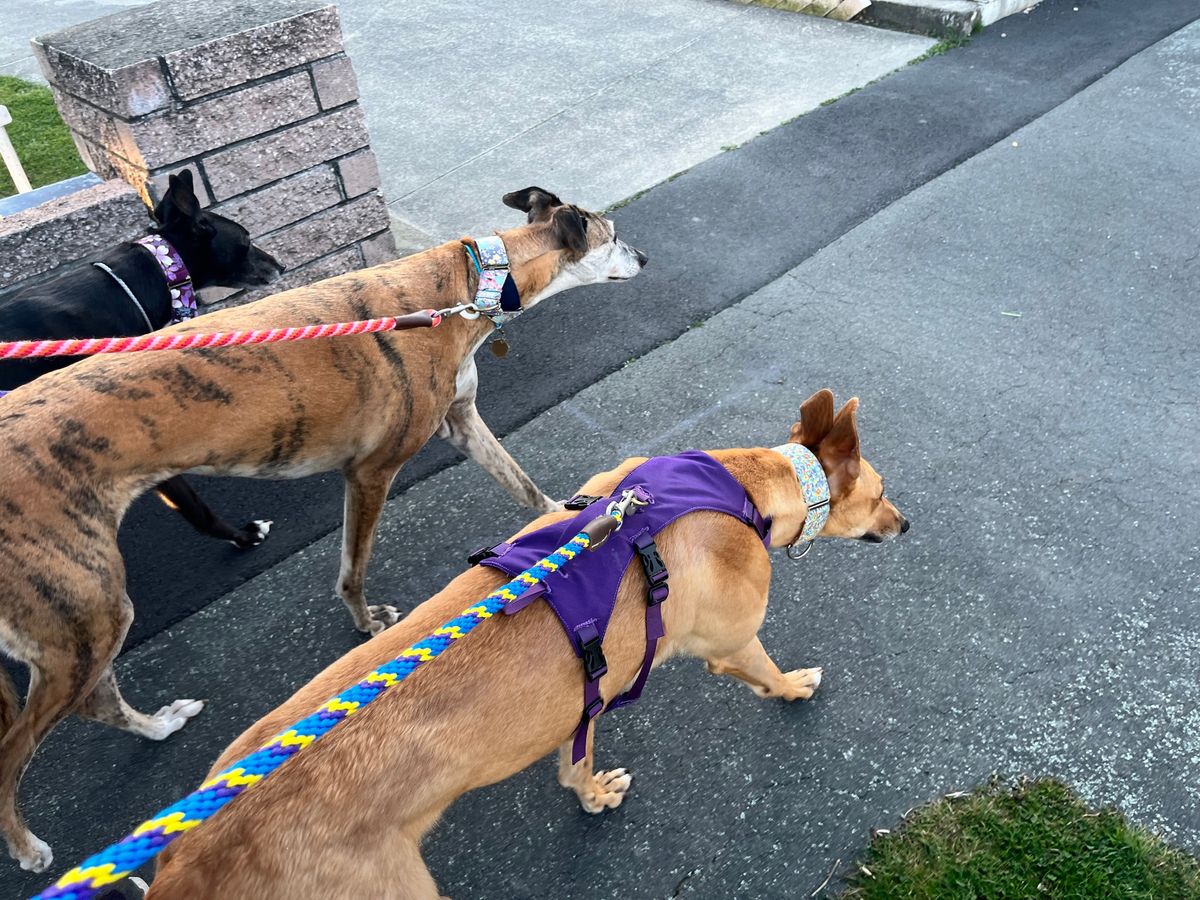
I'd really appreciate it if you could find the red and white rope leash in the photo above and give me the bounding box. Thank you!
[0,309,449,361]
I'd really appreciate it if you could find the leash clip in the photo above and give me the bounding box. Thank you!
[584,487,651,550]
[604,487,650,520]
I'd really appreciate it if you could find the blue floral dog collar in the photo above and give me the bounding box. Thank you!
[772,442,831,546]
[465,236,521,326]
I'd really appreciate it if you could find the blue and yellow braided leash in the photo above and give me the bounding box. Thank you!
[36,527,600,900]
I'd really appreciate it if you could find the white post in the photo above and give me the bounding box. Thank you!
[0,105,34,195]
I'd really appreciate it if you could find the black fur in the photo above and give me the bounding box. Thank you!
[0,171,282,550]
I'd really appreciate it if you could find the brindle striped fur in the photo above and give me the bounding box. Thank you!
[0,188,647,872]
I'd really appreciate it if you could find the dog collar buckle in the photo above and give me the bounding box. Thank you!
[772,442,831,549]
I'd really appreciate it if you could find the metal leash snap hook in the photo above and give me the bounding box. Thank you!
[787,539,814,561]
[587,489,648,550]
[605,488,648,520]
[458,305,482,320]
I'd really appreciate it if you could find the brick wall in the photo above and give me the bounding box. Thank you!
[32,0,396,307]
[0,179,148,290]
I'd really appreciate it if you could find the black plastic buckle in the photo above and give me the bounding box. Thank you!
[636,540,670,606]
[564,494,603,511]
[580,634,608,681]
[583,696,604,719]
[466,544,497,566]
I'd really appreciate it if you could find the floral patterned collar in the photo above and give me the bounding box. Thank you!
[772,442,832,543]
[464,235,522,327]
[135,234,197,324]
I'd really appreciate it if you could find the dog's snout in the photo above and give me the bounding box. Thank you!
[900,517,910,534]
[635,248,648,268]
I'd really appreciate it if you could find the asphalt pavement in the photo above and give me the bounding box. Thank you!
[112,0,1198,651]
[7,3,1200,897]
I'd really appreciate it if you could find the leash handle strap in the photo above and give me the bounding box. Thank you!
[32,530,593,900]
[0,311,440,361]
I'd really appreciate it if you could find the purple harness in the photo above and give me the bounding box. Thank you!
[473,450,771,762]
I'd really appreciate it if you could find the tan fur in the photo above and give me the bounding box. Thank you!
[0,192,644,872]
[149,394,905,898]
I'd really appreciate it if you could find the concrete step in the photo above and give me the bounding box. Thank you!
[860,0,1042,37]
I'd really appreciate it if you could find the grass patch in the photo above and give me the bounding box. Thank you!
[842,778,1200,899]
[0,76,86,198]
[908,34,972,66]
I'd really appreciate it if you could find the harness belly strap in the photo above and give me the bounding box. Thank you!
[478,450,772,763]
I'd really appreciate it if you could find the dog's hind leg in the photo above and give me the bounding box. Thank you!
[77,666,203,739]
[154,476,271,549]
[556,728,633,814]
[0,667,18,740]
[336,467,401,634]
[438,398,559,514]
[0,657,86,872]
[705,636,822,701]
[389,838,446,900]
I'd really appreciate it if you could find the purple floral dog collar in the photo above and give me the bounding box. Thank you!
[136,234,197,324]
[772,442,831,544]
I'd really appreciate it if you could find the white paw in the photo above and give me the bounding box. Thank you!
[366,604,401,635]
[230,519,273,548]
[581,768,634,813]
[147,698,205,739]
[13,834,52,872]
[782,667,822,700]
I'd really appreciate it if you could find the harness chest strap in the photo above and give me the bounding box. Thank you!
[474,451,773,763]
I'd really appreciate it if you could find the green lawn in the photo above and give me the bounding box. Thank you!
[0,76,87,198]
[842,778,1200,899]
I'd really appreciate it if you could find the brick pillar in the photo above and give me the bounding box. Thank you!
[32,0,396,305]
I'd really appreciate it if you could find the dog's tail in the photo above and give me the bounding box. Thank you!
[0,665,18,739]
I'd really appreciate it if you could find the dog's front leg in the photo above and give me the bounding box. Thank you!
[438,397,559,514]
[706,636,823,701]
[337,467,401,634]
[555,726,633,814]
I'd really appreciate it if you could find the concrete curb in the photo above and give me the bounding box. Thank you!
[862,0,1041,36]
[735,0,1043,37]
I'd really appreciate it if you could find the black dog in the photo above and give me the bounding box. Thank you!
[0,170,283,549]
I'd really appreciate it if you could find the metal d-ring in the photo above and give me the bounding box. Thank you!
[786,540,814,560]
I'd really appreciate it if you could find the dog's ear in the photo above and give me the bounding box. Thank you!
[551,206,589,256]
[154,171,207,232]
[789,388,836,449]
[502,186,563,222]
[817,397,861,496]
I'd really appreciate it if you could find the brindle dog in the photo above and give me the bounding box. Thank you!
[0,187,647,872]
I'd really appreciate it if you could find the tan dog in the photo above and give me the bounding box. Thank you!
[148,390,907,898]
[0,187,646,872]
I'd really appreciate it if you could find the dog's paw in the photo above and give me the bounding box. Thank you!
[366,604,402,635]
[756,667,822,701]
[97,876,149,900]
[146,698,205,739]
[579,768,633,814]
[231,519,272,549]
[9,832,52,873]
